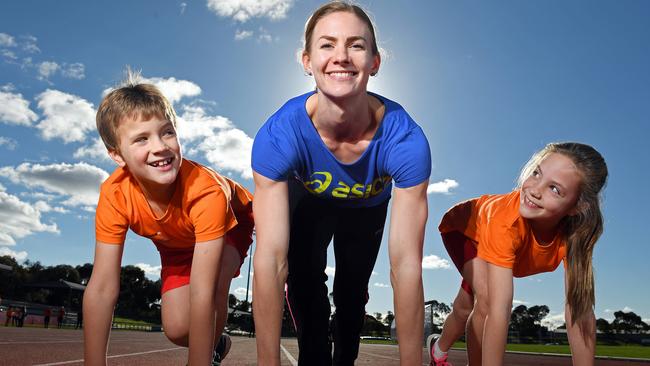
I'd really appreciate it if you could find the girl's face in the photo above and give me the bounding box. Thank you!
[302,11,380,101]
[519,152,582,232]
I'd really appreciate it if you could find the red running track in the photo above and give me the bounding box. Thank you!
[0,326,647,365]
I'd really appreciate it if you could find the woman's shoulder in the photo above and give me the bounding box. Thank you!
[371,92,424,138]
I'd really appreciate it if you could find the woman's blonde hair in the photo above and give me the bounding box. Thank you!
[302,1,379,56]
[518,142,607,324]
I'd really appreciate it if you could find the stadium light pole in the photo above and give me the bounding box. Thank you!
[245,240,253,308]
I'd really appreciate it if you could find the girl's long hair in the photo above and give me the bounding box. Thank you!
[518,142,607,324]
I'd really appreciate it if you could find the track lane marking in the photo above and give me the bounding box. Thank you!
[280,344,298,366]
[33,347,184,366]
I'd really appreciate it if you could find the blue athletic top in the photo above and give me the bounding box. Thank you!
[252,91,431,207]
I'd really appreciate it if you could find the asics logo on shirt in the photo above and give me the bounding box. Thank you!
[302,171,391,200]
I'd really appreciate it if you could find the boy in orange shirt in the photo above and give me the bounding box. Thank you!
[83,73,253,366]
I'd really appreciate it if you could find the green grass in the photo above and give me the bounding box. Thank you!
[112,317,157,326]
[360,338,397,345]
[451,341,650,359]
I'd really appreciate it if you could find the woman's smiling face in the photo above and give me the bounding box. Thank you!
[302,11,380,101]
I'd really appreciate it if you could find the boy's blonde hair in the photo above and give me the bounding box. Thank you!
[96,70,177,152]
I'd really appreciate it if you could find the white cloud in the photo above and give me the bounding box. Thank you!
[257,27,273,43]
[177,105,233,139]
[20,191,57,201]
[540,312,565,330]
[422,254,451,270]
[180,2,187,14]
[198,129,253,179]
[0,162,109,208]
[325,266,335,277]
[35,89,96,143]
[605,306,635,314]
[37,61,85,81]
[0,136,18,150]
[512,299,530,306]
[38,61,60,80]
[233,286,251,299]
[21,35,40,53]
[206,0,294,22]
[144,77,201,104]
[258,33,272,43]
[74,137,112,162]
[102,76,201,105]
[373,282,390,288]
[0,86,39,126]
[34,200,68,214]
[135,263,162,278]
[61,62,85,80]
[1,49,17,61]
[235,29,253,40]
[371,270,378,276]
[427,179,459,195]
[0,33,16,47]
[0,190,59,245]
[179,105,253,179]
[0,246,28,261]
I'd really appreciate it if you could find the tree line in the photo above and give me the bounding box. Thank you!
[0,255,160,322]
[2,256,647,337]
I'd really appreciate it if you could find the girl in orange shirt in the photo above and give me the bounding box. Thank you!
[428,142,607,366]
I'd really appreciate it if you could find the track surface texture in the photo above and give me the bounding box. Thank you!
[0,327,647,365]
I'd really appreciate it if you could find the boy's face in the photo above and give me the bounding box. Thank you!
[109,114,182,194]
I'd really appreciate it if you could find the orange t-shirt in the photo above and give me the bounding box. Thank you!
[438,190,566,278]
[95,158,252,250]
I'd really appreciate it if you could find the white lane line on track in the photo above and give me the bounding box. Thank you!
[280,344,298,366]
[0,340,82,345]
[358,351,400,361]
[33,347,184,366]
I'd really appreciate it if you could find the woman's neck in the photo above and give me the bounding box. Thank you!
[309,91,375,142]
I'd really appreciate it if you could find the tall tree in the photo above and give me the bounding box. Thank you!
[374,312,383,324]
[596,318,613,335]
[612,311,648,334]
[383,310,394,328]
[510,304,550,339]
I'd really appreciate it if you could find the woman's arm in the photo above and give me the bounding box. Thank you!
[483,262,514,366]
[252,172,290,366]
[83,241,123,366]
[388,181,428,365]
[565,272,596,366]
[188,237,224,365]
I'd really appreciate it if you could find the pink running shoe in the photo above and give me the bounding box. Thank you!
[427,334,453,366]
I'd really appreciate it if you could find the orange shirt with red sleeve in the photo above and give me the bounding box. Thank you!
[95,158,251,251]
[439,190,566,278]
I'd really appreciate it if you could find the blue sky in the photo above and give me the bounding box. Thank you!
[1,0,648,328]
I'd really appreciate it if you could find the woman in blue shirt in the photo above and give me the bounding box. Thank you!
[252,2,431,365]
